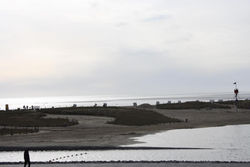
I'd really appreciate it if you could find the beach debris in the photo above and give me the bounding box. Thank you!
[5,104,9,111]
[49,152,88,162]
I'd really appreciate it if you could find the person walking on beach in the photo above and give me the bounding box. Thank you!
[24,150,31,167]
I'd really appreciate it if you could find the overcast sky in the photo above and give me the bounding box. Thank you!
[0,0,250,98]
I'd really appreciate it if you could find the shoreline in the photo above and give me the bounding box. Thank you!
[1,161,250,167]
[1,108,250,148]
[1,123,250,152]
[1,160,250,164]
[0,146,211,152]
[123,108,250,146]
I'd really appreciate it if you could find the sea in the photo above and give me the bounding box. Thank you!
[0,92,250,110]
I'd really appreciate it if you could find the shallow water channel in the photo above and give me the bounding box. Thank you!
[1,124,250,162]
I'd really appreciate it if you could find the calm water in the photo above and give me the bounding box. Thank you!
[0,124,250,162]
[1,92,249,110]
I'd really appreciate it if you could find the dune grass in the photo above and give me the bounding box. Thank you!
[41,107,182,126]
[216,100,250,109]
[236,100,250,109]
[156,101,230,110]
[0,111,78,127]
[0,127,39,136]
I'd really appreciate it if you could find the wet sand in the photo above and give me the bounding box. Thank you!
[1,162,250,167]
[0,108,250,149]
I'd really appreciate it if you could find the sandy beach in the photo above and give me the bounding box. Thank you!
[1,107,250,149]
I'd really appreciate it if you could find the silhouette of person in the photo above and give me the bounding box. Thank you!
[24,150,31,167]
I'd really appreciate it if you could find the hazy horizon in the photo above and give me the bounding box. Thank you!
[1,0,250,98]
[0,90,249,99]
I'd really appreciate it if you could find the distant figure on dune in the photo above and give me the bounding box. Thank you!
[24,150,31,167]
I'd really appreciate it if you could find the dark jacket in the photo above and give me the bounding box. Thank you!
[24,150,30,161]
